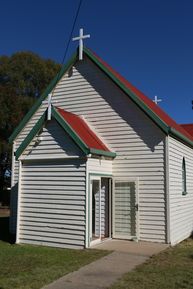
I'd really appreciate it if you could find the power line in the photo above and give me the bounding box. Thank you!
[60,0,83,66]
[52,0,83,95]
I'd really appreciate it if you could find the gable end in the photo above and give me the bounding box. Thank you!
[15,106,116,160]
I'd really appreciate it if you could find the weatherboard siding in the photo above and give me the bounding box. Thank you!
[15,104,47,149]
[168,136,193,245]
[10,103,47,233]
[87,158,112,175]
[10,110,84,234]
[18,159,86,249]
[22,119,84,159]
[14,117,87,248]
[11,56,166,242]
[50,58,166,242]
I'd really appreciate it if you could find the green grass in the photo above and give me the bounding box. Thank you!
[3,214,193,289]
[110,238,193,289]
[0,217,109,289]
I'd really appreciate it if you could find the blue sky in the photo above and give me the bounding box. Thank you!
[1,0,193,123]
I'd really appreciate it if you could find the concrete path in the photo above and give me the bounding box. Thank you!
[42,241,168,289]
[93,239,168,257]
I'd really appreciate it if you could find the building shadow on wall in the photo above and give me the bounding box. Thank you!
[76,62,165,152]
[0,217,15,244]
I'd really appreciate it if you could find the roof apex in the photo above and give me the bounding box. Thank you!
[9,46,193,149]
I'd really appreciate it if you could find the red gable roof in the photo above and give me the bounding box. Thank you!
[85,48,193,143]
[180,124,193,137]
[56,107,111,152]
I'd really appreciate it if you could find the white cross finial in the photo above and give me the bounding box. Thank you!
[72,28,90,60]
[47,93,52,120]
[153,95,162,105]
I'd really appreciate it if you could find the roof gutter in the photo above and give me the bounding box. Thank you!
[89,148,116,158]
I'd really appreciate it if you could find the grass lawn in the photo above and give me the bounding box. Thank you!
[0,217,109,289]
[110,238,193,289]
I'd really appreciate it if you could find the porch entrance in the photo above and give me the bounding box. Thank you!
[89,176,112,246]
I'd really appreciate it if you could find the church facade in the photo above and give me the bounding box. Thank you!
[9,47,193,249]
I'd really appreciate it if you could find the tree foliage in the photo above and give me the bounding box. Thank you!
[0,51,61,98]
[0,51,61,190]
[0,51,61,147]
[0,86,35,142]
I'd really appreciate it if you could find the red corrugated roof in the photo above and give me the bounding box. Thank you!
[87,48,193,142]
[180,124,193,137]
[56,107,110,152]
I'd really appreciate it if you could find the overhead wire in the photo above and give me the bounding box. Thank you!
[60,0,83,67]
[51,0,83,96]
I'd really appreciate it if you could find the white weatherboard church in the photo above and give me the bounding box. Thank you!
[9,30,193,249]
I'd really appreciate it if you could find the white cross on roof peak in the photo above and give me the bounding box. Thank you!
[72,28,90,60]
[153,95,162,105]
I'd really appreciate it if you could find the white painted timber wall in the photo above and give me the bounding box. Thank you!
[10,102,47,233]
[87,158,112,175]
[168,136,193,245]
[22,119,84,160]
[50,58,166,242]
[14,119,86,248]
[18,159,86,249]
[11,56,166,242]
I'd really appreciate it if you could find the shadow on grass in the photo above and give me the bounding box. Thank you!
[0,217,15,244]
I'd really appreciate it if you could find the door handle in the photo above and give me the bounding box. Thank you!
[135,204,139,211]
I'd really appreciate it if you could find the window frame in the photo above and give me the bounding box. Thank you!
[182,157,187,195]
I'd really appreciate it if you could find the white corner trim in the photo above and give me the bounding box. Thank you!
[85,159,89,248]
[11,142,15,188]
[16,160,22,244]
[165,136,171,244]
